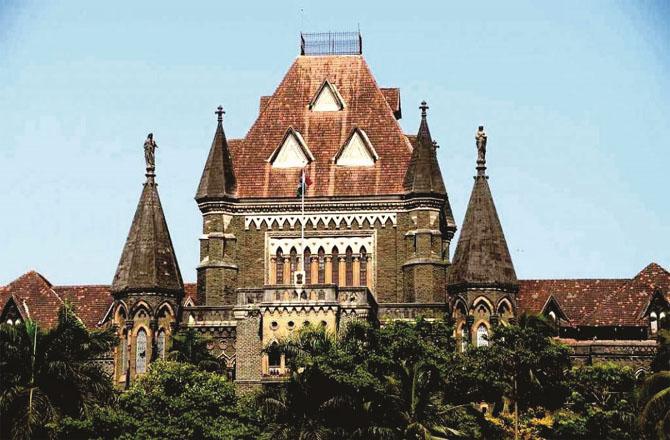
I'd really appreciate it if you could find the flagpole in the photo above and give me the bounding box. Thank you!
[301,168,305,281]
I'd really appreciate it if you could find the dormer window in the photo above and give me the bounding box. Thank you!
[651,311,658,334]
[334,128,378,167]
[309,80,345,112]
[268,128,314,169]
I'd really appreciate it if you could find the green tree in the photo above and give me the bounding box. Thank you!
[168,328,221,372]
[638,371,670,439]
[479,314,571,439]
[58,361,261,440]
[551,363,639,440]
[0,303,117,440]
[652,329,670,373]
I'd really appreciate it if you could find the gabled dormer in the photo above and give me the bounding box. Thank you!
[334,127,378,167]
[268,127,314,168]
[309,80,345,112]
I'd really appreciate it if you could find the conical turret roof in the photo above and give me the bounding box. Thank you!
[195,106,236,202]
[112,162,183,295]
[447,127,517,292]
[403,102,447,195]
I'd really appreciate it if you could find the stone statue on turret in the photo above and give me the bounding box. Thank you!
[144,133,157,171]
[476,126,487,164]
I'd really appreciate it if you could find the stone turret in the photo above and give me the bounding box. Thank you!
[401,102,456,303]
[195,107,239,306]
[111,134,183,383]
[447,126,518,347]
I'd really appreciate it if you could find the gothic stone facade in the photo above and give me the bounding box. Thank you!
[1,41,668,386]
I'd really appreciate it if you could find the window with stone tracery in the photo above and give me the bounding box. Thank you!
[136,328,148,374]
[345,247,353,286]
[318,247,325,283]
[157,329,166,359]
[476,324,489,347]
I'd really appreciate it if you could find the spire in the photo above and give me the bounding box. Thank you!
[112,134,184,296]
[195,106,237,202]
[447,127,517,292]
[403,101,447,195]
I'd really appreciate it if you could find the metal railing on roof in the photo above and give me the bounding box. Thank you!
[300,31,362,56]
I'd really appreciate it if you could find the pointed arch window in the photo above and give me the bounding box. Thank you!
[345,247,353,286]
[276,248,284,284]
[290,247,298,279]
[156,329,166,360]
[332,247,339,286]
[651,312,658,334]
[136,328,148,374]
[304,248,311,284]
[318,247,325,284]
[476,324,489,348]
[360,247,368,287]
[120,330,128,379]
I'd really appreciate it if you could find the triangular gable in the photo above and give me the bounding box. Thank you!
[309,80,345,111]
[541,295,569,322]
[0,296,27,324]
[334,128,378,167]
[639,289,670,320]
[268,127,314,169]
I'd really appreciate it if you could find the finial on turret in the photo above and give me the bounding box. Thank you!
[144,133,157,181]
[476,125,487,177]
[215,105,225,123]
[420,101,429,119]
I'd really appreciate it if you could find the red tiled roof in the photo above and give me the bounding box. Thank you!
[229,55,413,198]
[0,271,63,328]
[53,285,113,328]
[518,263,670,327]
[380,88,401,119]
[518,279,627,326]
[583,263,670,326]
[183,283,197,305]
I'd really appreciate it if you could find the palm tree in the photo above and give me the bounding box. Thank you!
[0,303,117,439]
[638,371,670,439]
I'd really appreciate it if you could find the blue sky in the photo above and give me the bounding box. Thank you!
[1,1,668,285]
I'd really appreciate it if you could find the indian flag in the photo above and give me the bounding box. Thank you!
[296,169,312,198]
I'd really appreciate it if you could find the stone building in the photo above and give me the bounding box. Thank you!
[1,33,668,385]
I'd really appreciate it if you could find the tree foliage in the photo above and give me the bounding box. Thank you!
[168,328,221,372]
[58,361,261,440]
[0,303,117,440]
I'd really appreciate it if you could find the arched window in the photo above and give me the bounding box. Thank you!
[156,329,166,360]
[651,312,658,334]
[290,247,298,279]
[332,247,339,285]
[276,248,284,284]
[548,311,557,322]
[120,330,128,378]
[136,328,148,374]
[303,247,311,284]
[360,247,367,287]
[345,247,353,286]
[459,324,468,352]
[268,342,281,376]
[476,324,489,347]
[318,247,325,284]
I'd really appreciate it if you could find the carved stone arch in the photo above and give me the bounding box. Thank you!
[471,296,494,314]
[497,297,514,315]
[131,301,153,320]
[157,302,175,319]
[453,298,467,316]
[474,320,491,347]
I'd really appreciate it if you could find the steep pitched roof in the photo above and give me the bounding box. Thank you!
[583,263,670,326]
[227,55,413,198]
[518,278,628,325]
[53,285,113,328]
[195,108,237,201]
[447,172,517,291]
[0,271,63,327]
[403,102,447,196]
[112,176,184,295]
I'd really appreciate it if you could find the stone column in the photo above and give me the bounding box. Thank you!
[366,256,373,289]
[338,257,346,286]
[352,257,361,286]
[325,257,333,284]
[269,257,277,285]
[465,315,475,346]
[310,256,318,284]
[283,257,291,285]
